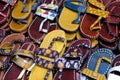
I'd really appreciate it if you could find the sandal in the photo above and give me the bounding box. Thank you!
[10,13,32,32]
[28,0,63,43]
[12,0,33,19]
[82,48,114,80]
[80,0,110,39]
[54,38,91,80]
[1,33,25,49]
[0,39,23,80]
[28,30,66,80]
[99,1,118,42]
[59,0,86,32]
[3,42,36,80]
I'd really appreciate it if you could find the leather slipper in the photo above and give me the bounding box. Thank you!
[80,0,110,39]
[59,0,86,32]
[28,0,63,43]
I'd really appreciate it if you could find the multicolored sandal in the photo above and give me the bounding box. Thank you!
[0,39,24,80]
[3,42,36,80]
[28,30,66,80]
[82,48,115,80]
[54,38,91,80]
[28,0,63,43]
[59,0,86,32]
[80,0,109,39]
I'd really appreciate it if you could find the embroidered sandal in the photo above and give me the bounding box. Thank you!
[54,38,91,80]
[28,30,66,80]
[82,48,115,80]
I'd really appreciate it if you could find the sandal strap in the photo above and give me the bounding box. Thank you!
[9,39,23,46]
[34,56,54,69]
[21,0,28,13]
[0,60,8,70]
[86,7,109,18]
[55,58,81,70]
[17,19,28,24]
[82,57,112,80]
[0,48,13,56]
[35,48,59,58]
[48,36,65,49]
[64,1,86,24]
[12,55,33,69]
[88,0,105,10]
[14,49,34,59]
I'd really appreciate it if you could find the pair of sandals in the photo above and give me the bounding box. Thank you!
[10,0,34,33]
[27,30,91,80]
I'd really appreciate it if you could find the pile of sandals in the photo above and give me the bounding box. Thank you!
[0,0,120,80]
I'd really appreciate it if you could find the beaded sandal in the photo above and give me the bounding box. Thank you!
[54,38,91,80]
[3,42,36,80]
[80,0,110,39]
[82,48,115,80]
[28,30,66,80]
[28,0,63,43]
[59,0,86,32]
